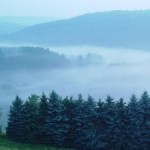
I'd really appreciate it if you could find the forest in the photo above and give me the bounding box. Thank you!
[5,91,150,150]
[0,47,70,71]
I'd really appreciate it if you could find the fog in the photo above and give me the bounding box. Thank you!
[1,46,150,100]
[0,46,150,127]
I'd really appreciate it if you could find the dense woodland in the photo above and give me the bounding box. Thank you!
[6,91,150,150]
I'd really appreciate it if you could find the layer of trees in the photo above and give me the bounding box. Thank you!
[0,46,104,72]
[6,91,150,150]
[0,47,69,71]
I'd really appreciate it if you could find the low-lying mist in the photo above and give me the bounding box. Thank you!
[0,46,150,127]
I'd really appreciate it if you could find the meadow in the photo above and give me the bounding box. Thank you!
[0,136,64,150]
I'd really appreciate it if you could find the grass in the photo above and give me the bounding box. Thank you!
[0,136,64,150]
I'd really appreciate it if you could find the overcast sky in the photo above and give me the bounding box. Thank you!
[0,0,150,18]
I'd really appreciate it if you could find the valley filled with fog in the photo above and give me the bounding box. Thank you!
[1,10,150,128]
[1,46,150,101]
[0,45,150,127]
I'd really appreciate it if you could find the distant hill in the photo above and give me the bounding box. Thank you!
[2,10,150,50]
[0,16,61,26]
[0,47,69,71]
[0,21,25,36]
[0,16,61,36]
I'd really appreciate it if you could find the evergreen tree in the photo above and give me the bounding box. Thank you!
[112,98,130,150]
[73,94,86,149]
[103,96,117,150]
[44,91,65,147]
[37,93,48,143]
[95,96,117,150]
[127,94,141,150]
[6,96,24,141]
[139,91,150,150]
[62,96,78,148]
[93,99,106,149]
[79,95,97,150]
[20,94,39,143]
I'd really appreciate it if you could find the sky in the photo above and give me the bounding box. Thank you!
[0,0,150,18]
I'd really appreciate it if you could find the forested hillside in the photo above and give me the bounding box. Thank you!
[0,47,69,71]
[3,10,150,50]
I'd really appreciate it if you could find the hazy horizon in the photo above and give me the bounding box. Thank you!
[1,0,150,18]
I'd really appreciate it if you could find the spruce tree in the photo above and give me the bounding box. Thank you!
[139,91,150,150]
[79,95,97,150]
[44,91,65,147]
[112,98,130,150]
[20,94,39,143]
[73,94,85,149]
[95,99,107,149]
[6,96,24,141]
[103,96,117,150]
[127,94,141,150]
[37,93,48,143]
[62,96,77,148]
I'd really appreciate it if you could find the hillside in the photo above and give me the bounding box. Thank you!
[0,47,69,71]
[2,10,150,50]
[0,21,25,36]
[0,16,61,36]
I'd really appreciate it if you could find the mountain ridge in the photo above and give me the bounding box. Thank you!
[2,10,150,50]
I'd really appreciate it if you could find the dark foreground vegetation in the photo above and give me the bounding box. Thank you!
[6,91,150,150]
[0,136,62,150]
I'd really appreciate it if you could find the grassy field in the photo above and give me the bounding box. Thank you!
[0,137,64,150]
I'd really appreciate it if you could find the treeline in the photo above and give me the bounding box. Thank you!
[6,91,150,150]
[0,47,69,71]
[0,46,104,72]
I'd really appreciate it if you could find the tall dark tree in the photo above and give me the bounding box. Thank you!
[6,96,24,141]
[37,93,48,143]
[127,94,141,150]
[73,94,86,149]
[112,98,130,150]
[95,99,107,150]
[20,94,39,143]
[79,95,97,150]
[61,96,74,148]
[103,96,117,150]
[139,91,150,150]
[44,91,65,147]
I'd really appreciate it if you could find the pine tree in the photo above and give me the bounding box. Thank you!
[20,94,39,143]
[103,96,117,150]
[95,99,107,149]
[62,96,77,148]
[73,94,86,149]
[6,96,24,141]
[79,95,97,150]
[127,94,141,150]
[44,91,65,147]
[139,91,150,150]
[37,93,48,143]
[112,98,130,150]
